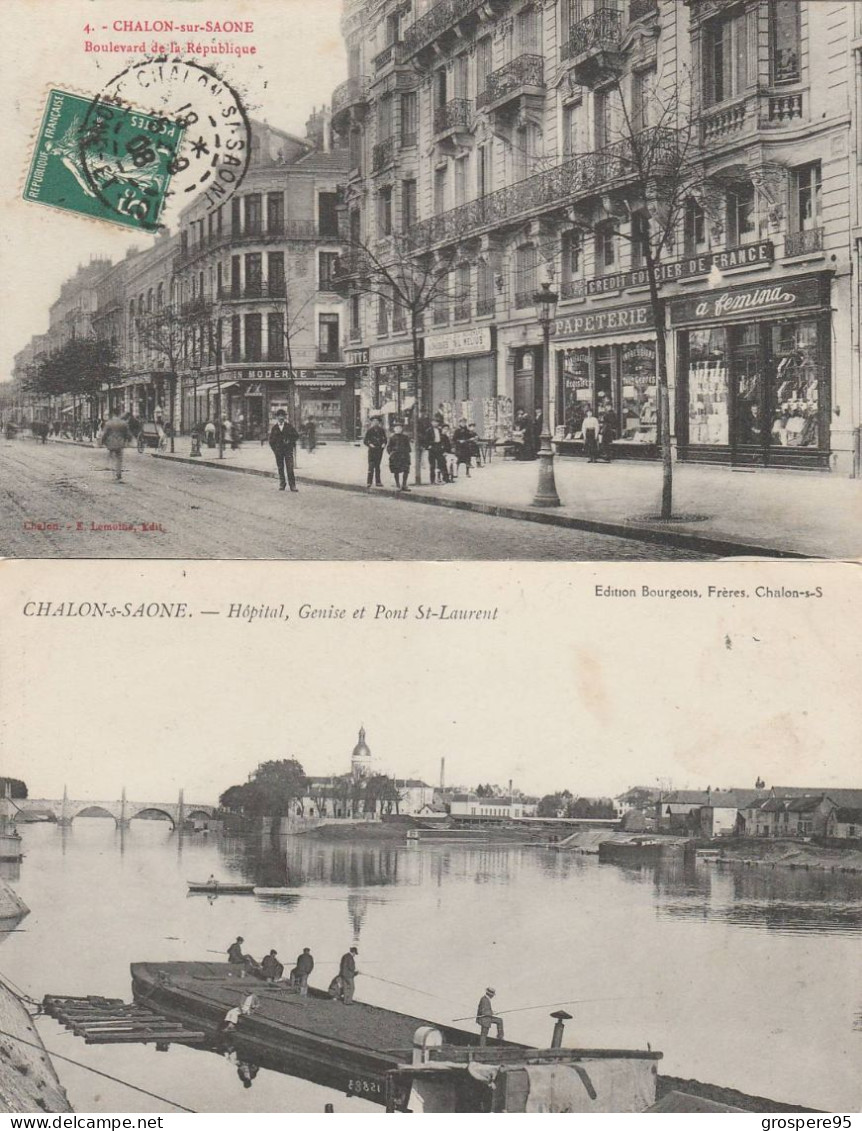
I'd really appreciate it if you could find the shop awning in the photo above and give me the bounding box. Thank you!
[555,330,656,351]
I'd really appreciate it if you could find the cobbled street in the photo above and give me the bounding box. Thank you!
[0,440,715,560]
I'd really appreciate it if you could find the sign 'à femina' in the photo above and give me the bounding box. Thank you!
[585,240,774,297]
[669,275,825,325]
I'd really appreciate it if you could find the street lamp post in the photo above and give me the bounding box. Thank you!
[531,281,561,508]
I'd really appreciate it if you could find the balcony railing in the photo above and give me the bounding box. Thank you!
[768,91,803,123]
[433,98,473,134]
[402,0,485,58]
[372,136,396,173]
[476,55,544,111]
[432,305,450,326]
[700,95,749,145]
[514,289,534,310]
[373,41,408,71]
[629,0,658,21]
[408,128,677,250]
[349,326,362,342]
[217,281,287,301]
[335,252,372,284]
[476,295,495,317]
[563,6,624,62]
[453,300,471,321]
[317,348,342,363]
[784,227,823,257]
[331,75,370,118]
[560,279,586,300]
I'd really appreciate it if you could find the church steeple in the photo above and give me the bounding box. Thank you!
[351,725,372,779]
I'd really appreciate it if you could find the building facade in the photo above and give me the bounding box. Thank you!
[333,0,859,474]
[173,117,352,440]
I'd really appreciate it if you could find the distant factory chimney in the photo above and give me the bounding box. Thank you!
[439,757,445,789]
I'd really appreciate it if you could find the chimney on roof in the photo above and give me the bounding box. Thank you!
[440,757,445,789]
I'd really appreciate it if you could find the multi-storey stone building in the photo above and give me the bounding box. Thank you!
[334,0,859,474]
[173,117,351,440]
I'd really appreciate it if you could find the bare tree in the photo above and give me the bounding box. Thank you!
[335,234,469,485]
[559,68,706,519]
[134,299,204,453]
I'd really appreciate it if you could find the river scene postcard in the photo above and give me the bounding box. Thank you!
[0,558,858,1117]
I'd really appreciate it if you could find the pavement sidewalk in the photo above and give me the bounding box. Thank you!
[151,438,862,559]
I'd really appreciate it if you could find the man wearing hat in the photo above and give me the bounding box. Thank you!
[268,409,299,491]
[423,413,451,485]
[338,946,359,1004]
[476,987,504,1045]
[363,416,387,488]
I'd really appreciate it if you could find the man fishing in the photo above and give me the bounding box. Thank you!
[339,946,359,1005]
[476,987,504,1045]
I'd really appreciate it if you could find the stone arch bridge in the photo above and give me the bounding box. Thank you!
[1,789,215,829]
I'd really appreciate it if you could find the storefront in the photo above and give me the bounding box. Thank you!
[553,302,659,460]
[345,348,370,441]
[425,326,497,435]
[295,372,354,441]
[369,341,418,430]
[671,273,832,469]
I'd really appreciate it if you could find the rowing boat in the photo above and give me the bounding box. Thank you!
[186,881,255,894]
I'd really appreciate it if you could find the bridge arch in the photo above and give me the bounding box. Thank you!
[68,805,121,825]
[129,807,176,828]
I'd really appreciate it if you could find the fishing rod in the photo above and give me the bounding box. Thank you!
[450,996,627,1022]
[360,972,447,999]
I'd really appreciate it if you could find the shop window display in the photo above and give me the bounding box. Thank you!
[687,328,729,445]
[769,320,819,447]
[561,348,591,437]
[619,342,657,443]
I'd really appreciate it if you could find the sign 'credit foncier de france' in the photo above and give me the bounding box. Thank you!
[555,303,655,338]
[586,240,774,296]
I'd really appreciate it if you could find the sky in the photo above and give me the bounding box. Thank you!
[2,560,859,804]
[0,0,346,381]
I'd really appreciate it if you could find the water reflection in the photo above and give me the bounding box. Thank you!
[6,821,862,1113]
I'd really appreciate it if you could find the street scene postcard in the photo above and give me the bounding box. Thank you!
[1,0,861,561]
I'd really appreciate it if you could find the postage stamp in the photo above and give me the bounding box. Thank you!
[84,59,251,218]
[23,88,183,232]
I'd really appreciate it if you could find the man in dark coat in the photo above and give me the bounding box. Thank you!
[363,416,387,487]
[227,936,247,964]
[339,946,358,1004]
[600,408,617,462]
[269,409,299,491]
[476,986,504,1045]
[260,949,284,982]
[423,414,450,484]
[292,947,315,996]
[387,422,412,491]
[452,418,474,477]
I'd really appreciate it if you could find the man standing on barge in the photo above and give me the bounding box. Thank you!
[339,946,359,1004]
[476,987,504,1045]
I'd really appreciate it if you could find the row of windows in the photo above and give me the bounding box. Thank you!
[180,191,341,254]
[180,312,341,365]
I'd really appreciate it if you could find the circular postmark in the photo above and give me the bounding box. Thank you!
[78,58,251,232]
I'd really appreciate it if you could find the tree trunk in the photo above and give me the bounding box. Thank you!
[169,373,177,453]
[645,250,673,519]
[411,314,423,485]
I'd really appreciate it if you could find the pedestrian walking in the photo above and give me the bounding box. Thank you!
[204,419,216,448]
[364,416,387,487]
[476,987,504,1045]
[387,422,412,491]
[292,947,314,996]
[305,416,317,454]
[423,414,450,484]
[600,407,617,463]
[269,409,299,492]
[582,408,600,463]
[101,407,131,481]
[338,946,358,1005]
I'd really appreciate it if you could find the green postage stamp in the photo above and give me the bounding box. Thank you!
[23,88,184,232]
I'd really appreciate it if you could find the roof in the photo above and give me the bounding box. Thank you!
[831,807,862,823]
[772,787,862,808]
[295,150,350,173]
[701,790,770,810]
[394,779,432,789]
[750,794,828,815]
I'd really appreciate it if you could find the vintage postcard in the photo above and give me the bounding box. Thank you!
[0,556,859,1117]
[1,0,860,561]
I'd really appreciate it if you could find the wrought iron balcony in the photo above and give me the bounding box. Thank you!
[562,6,624,86]
[408,128,677,250]
[514,289,534,310]
[402,0,486,59]
[476,55,544,112]
[560,279,586,301]
[217,281,287,301]
[331,76,370,120]
[784,227,823,257]
[372,136,396,173]
[476,295,495,317]
[453,300,471,322]
[373,40,408,71]
[335,252,373,285]
[432,304,450,326]
[433,98,473,135]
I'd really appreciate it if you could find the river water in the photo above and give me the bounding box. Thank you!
[2,819,861,1114]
